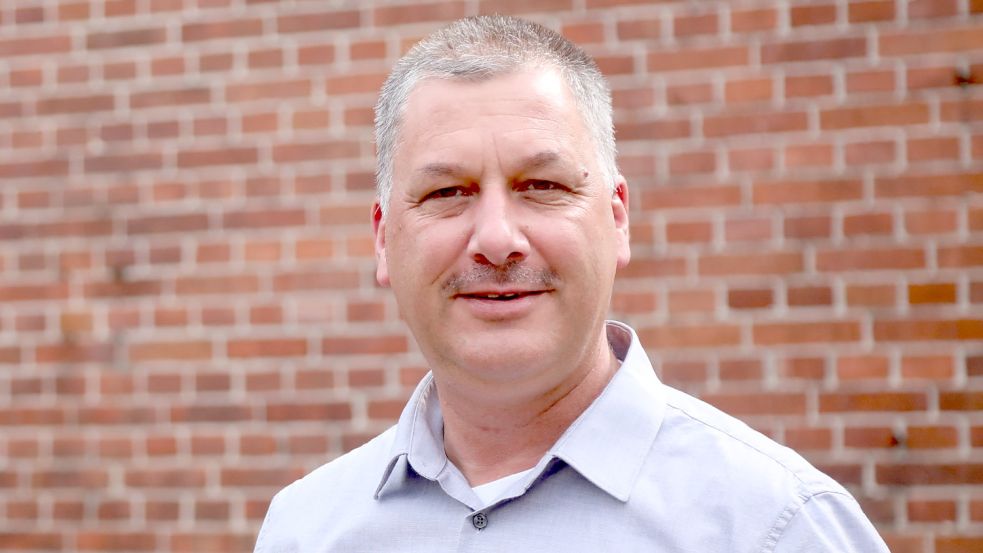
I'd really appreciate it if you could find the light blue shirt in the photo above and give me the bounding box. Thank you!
[254,321,889,552]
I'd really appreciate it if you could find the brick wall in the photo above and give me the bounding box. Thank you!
[0,0,980,551]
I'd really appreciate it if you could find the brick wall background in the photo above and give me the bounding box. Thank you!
[0,0,981,551]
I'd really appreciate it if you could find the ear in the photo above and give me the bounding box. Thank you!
[611,176,631,269]
[371,201,390,287]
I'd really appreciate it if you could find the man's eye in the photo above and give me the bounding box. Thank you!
[518,180,563,192]
[423,186,470,201]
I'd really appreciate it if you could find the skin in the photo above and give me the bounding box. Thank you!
[372,67,631,485]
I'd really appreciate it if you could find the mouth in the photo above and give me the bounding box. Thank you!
[457,290,548,301]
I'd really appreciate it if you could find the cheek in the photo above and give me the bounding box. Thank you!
[391,222,467,288]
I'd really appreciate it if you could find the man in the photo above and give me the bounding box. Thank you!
[255,15,889,552]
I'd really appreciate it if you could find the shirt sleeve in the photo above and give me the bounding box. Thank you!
[770,491,890,553]
[253,485,296,553]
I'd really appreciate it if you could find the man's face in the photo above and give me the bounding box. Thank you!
[373,68,630,390]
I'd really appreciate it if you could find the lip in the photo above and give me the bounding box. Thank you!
[453,290,550,320]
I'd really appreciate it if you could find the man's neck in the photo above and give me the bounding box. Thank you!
[435,340,620,486]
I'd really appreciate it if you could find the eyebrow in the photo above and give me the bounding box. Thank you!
[416,151,563,179]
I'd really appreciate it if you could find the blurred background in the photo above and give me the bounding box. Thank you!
[0,0,981,551]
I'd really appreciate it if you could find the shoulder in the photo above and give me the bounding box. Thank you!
[643,387,887,551]
[279,425,396,505]
[254,426,397,550]
[660,385,842,495]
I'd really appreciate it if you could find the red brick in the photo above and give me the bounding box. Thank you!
[845,426,900,448]
[637,324,742,348]
[129,341,211,362]
[908,499,956,522]
[728,148,774,172]
[0,35,71,57]
[702,393,806,416]
[668,151,715,175]
[85,152,162,173]
[727,289,774,309]
[754,321,861,345]
[171,533,256,553]
[667,288,715,313]
[648,46,748,72]
[785,74,834,98]
[874,319,983,341]
[665,220,712,243]
[878,464,983,485]
[725,77,772,104]
[228,338,307,358]
[754,178,862,205]
[37,94,114,115]
[876,172,983,198]
[843,211,893,236]
[731,8,777,32]
[272,140,360,163]
[177,147,257,168]
[220,467,305,487]
[940,391,983,410]
[323,335,408,355]
[821,102,930,129]
[200,52,234,72]
[722,217,770,243]
[297,44,336,66]
[87,28,166,49]
[561,21,604,44]
[665,82,713,106]
[881,26,983,56]
[784,143,834,168]
[845,140,896,165]
[822,392,927,412]
[762,37,866,63]
[226,79,311,102]
[784,426,832,450]
[908,283,957,304]
[906,208,959,235]
[700,252,802,276]
[131,87,210,109]
[936,538,983,553]
[0,533,63,551]
[849,1,895,22]
[907,137,960,162]
[907,426,958,448]
[640,185,739,210]
[276,10,361,33]
[790,4,837,27]
[375,2,467,25]
[837,355,889,380]
[718,358,762,381]
[705,111,808,137]
[611,291,658,314]
[787,286,832,307]
[938,246,983,268]
[617,18,661,41]
[674,12,718,38]
[617,118,692,140]
[940,98,983,123]
[182,19,263,42]
[817,247,924,271]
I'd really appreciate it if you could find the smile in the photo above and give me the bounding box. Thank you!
[460,291,547,301]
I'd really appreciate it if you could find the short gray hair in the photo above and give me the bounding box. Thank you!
[373,15,617,215]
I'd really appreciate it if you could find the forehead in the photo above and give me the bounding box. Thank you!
[394,69,589,175]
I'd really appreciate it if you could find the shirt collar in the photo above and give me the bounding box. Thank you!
[375,321,667,503]
[548,321,666,501]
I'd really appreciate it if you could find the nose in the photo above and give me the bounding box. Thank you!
[466,188,530,267]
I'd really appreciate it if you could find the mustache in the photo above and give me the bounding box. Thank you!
[442,262,558,294]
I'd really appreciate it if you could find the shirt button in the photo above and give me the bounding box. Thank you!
[472,512,488,530]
